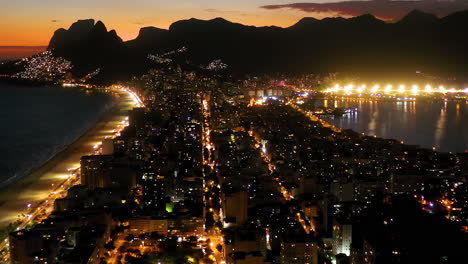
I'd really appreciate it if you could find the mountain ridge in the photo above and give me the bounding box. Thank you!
[45,10,468,82]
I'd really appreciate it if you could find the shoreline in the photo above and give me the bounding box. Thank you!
[0,87,134,227]
[0,92,115,190]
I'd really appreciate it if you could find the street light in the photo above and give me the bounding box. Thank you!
[398,85,405,94]
[425,85,432,93]
[384,85,392,94]
[411,85,419,95]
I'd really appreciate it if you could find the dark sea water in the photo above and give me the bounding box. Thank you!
[0,82,116,187]
[320,98,468,153]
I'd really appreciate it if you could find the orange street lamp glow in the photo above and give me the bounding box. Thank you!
[425,85,433,93]
[411,85,419,95]
[398,85,405,94]
[384,85,392,94]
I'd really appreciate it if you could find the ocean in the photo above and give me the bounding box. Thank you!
[0,82,116,187]
[321,98,468,153]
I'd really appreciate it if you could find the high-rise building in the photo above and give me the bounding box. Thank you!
[9,229,56,264]
[332,221,353,256]
[129,217,168,235]
[223,192,248,225]
[80,155,112,189]
[141,172,167,210]
[129,107,146,128]
[331,181,355,202]
[109,166,137,191]
[101,138,114,155]
[80,155,136,191]
[280,238,318,264]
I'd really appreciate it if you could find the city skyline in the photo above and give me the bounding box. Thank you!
[1,1,468,262]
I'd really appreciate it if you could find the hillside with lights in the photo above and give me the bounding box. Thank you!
[40,10,468,82]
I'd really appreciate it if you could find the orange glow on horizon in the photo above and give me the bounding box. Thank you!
[0,46,46,59]
[0,6,339,47]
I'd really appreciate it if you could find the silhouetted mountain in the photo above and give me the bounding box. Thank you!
[126,27,168,51]
[349,14,386,26]
[46,10,468,82]
[289,17,319,30]
[49,19,95,50]
[48,19,124,79]
[397,10,439,25]
[441,10,468,26]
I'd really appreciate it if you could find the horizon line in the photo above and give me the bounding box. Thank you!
[2,9,466,47]
[0,46,47,48]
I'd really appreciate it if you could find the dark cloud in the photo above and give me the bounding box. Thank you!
[51,19,61,23]
[260,0,468,21]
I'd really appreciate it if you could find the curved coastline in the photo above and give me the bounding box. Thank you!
[0,87,133,227]
[0,94,116,190]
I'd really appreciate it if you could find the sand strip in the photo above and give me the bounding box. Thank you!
[0,88,134,227]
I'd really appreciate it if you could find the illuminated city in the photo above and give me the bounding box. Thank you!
[1,2,468,264]
[325,84,468,99]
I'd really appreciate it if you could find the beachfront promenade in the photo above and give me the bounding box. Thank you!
[0,86,142,261]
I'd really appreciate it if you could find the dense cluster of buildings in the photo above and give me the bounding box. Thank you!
[8,68,468,264]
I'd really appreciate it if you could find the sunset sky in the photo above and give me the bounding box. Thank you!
[1,0,467,48]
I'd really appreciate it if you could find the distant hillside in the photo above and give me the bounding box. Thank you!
[47,10,468,81]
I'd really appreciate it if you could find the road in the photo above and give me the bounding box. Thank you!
[201,95,225,264]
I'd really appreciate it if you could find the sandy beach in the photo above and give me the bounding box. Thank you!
[0,87,136,227]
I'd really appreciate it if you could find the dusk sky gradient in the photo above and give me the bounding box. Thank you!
[1,0,467,48]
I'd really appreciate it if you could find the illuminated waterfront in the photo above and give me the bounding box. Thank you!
[0,85,142,262]
[324,84,468,98]
[318,98,468,153]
